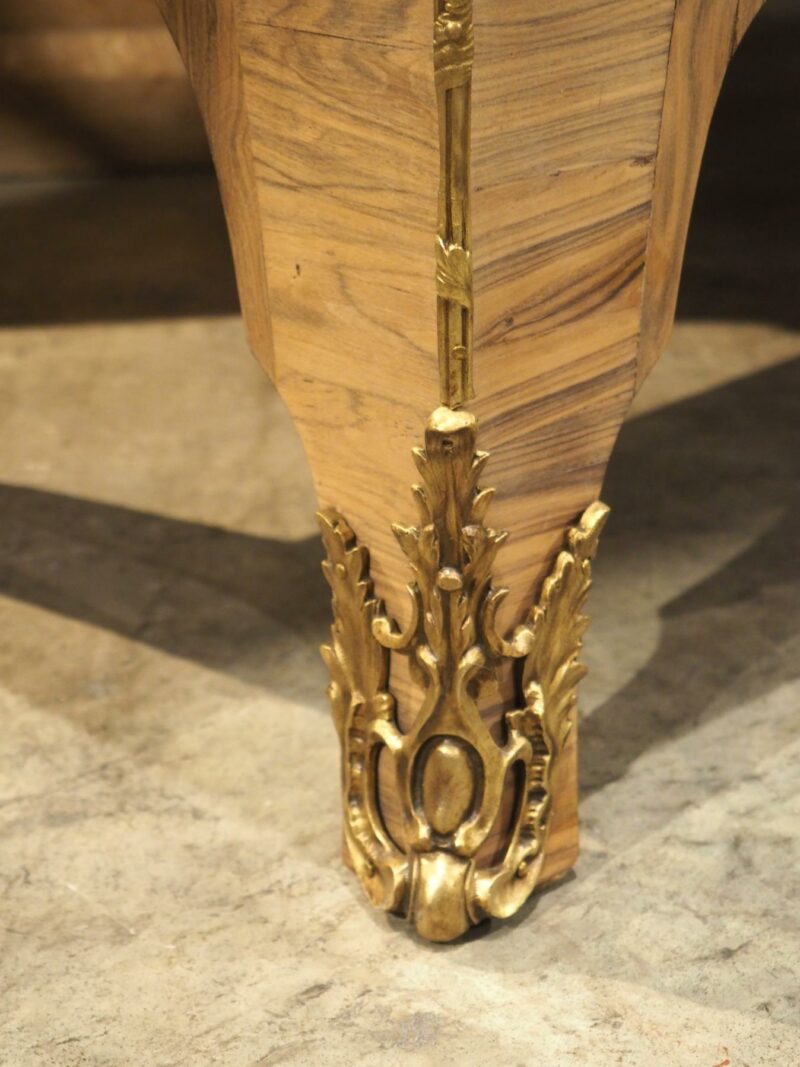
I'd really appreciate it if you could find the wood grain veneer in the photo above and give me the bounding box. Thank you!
[157,0,765,886]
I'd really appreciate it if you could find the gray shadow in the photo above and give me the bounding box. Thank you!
[0,484,329,702]
[581,356,800,796]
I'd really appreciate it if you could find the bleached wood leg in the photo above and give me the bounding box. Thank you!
[158,0,764,940]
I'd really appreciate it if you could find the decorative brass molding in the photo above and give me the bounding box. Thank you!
[316,0,608,943]
[319,407,608,941]
[434,0,474,409]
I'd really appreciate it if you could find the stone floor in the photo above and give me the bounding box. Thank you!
[1,9,799,1067]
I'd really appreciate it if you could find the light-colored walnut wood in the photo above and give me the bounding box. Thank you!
[158,0,273,369]
[157,0,763,893]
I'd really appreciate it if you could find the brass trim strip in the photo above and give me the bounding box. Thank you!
[434,0,474,408]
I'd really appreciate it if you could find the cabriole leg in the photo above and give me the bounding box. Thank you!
[158,0,763,940]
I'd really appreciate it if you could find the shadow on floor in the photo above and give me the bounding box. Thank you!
[0,486,329,701]
[581,355,800,795]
